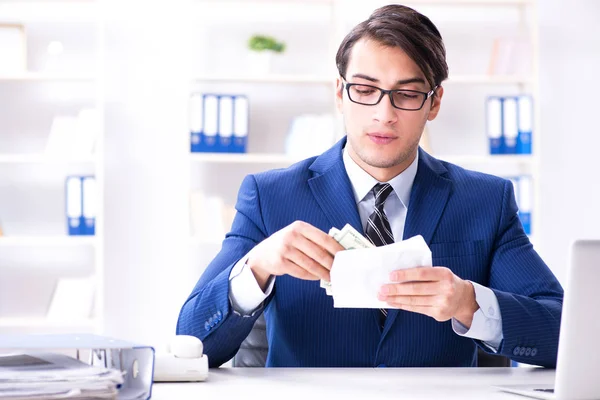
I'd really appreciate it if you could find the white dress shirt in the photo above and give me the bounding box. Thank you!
[229,148,503,350]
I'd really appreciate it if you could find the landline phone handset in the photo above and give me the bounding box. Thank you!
[153,335,209,382]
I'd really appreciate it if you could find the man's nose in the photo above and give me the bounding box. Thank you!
[373,93,398,124]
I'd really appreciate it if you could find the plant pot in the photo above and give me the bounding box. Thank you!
[247,51,273,75]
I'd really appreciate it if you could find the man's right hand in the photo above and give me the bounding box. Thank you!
[246,221,345,291]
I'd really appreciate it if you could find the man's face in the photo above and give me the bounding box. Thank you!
[336,38,444,181]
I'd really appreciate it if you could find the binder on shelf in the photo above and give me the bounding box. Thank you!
[518,175,532,235]
[189,93,204,153]
[218,95,234,152]
[233,95,249,153]
[65,176,83,235]
[486,96,503,155]
[517,95,533,154]
[0,334,155,400]
[190,93,249,154]
[202,94,219,152]
[66,176,96,236]
[502,97,518,154]
[81,176,97,236]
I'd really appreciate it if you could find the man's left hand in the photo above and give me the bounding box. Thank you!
[378,267,479,328]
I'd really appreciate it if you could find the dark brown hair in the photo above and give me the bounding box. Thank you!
[335,4,449,90]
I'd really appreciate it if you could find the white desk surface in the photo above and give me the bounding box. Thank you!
[152,367,555,399]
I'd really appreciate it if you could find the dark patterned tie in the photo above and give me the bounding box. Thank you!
[364,183,395,328]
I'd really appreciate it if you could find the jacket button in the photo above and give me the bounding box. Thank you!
[525,348,532,356]
[513,346,521,356]
[519,347,526,356]
[531,348,538,357]
[204,322,210,331]
[216,310,223,319]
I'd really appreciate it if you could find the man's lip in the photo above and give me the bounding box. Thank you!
[367,133,397,139]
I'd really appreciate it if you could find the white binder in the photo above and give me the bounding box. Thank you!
[82,176,97,235]
[218,95,234,152]
[486,97,503,154]
[502,97,519,154]
[66,176,83,235]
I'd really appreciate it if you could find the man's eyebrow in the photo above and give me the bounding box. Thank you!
[351,73,379,83]
[350,74,426,86]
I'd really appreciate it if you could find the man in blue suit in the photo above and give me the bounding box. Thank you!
[177,4,563,368]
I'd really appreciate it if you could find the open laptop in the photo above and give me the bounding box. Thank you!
[499,239,600,400]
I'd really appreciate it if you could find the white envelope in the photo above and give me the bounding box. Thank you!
[330,235,432,308]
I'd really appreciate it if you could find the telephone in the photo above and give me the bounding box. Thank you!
[153,335,209,382]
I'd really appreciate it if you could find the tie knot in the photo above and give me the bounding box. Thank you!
[373,183,394,207]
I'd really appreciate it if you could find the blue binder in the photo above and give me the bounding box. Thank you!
[517,95,533,154]
[201,94,220,153]
[189,93,204,153]
[502,97,518,154]
[233,95,249,153]
[65,176,82,236]
[486,96,503,154]
[218,95,234,153]
[0,334,155,400]
[518,175,532,235]
[81,176,96,236]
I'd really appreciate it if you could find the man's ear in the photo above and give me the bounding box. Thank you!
[427,86,444,121]
[335,77,344,114]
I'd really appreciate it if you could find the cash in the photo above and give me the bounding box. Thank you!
[321,224,374,295]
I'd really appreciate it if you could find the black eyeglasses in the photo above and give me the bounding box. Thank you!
[343,81,437,111]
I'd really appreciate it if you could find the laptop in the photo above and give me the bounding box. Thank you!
[498,239,600,400]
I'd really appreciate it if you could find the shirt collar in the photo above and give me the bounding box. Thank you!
[342,145,419,209]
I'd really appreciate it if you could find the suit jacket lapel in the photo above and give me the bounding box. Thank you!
[308,138,363,234]
[381,148,453,339]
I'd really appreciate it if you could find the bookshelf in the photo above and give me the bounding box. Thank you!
[0,0,104,335]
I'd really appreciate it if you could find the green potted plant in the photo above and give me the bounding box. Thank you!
[247,34,286,74]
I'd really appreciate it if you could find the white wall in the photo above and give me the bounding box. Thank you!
[102,0,193,347]
[537,0,600,283]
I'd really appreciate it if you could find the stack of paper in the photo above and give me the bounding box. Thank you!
[324,224,432,309]
[0,353,123,400]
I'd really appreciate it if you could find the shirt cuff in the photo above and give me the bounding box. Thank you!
[229,257,275,316]
[451,281,503,351]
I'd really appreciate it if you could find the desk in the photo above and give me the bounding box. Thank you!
[152,367,555,399]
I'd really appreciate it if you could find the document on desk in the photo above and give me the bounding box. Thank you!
[0,353,123,399]
[330,234,432,308]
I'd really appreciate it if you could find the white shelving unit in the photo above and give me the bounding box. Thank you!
[0,154,98,164]
[0,236,96,247]
[0,0,104,335]
[192,74,531,85]
[189,0,540,252]
[0,72,96,82]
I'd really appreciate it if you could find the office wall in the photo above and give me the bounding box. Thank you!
[537,0,600,283]
[102,0,193,346]
[99,0,600,347]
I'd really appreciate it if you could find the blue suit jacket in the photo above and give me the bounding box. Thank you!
[177,138,563,368]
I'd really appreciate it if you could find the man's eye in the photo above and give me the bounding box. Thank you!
[398,92,418,99]
[356,89,376,95]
